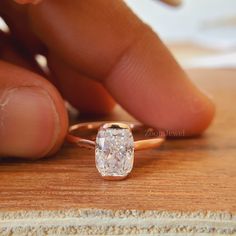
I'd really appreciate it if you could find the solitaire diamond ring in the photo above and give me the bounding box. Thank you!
[67,122,165,180]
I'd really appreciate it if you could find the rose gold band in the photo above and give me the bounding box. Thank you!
[67,121,165,151]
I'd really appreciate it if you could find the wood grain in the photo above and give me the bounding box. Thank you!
[0,69,235,213]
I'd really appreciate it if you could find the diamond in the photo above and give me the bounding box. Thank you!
[95,123,134,179]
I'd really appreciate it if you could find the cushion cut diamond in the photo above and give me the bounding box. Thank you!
[95,123,134,178]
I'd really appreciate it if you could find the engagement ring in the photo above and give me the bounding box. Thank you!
[67,122,165,180]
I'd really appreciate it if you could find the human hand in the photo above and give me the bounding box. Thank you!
[0,0,215,159]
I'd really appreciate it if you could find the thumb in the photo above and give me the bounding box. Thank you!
[0,60,68,159]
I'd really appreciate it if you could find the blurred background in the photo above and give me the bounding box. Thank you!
[126,0,236,69]
[0,0,235,69]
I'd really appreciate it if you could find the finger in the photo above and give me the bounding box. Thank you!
[0,60,68,159]
[1,0,45,56]
[29,0,215,135]
[0,29,43,74]
[14,0,180,7]
[48,52,116,115]
[1,2,115,115]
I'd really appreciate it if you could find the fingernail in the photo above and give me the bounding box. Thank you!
[158,0,182,7]
[0,87,59,158]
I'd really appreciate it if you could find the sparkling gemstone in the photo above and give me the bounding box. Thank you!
[95,123,134,178]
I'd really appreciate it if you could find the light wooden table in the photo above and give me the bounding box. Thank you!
[0,68,236,235]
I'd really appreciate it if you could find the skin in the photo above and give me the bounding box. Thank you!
[0,0,215,159]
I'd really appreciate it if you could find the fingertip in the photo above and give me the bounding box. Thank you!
[42,82,69,158]
[104,28,215,137]
[0,86,68,159]
[0,61,68,159]
[183,93,216,136]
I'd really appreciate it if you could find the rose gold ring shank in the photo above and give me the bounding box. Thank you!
[67,121,165,180]
[66,121,165,150]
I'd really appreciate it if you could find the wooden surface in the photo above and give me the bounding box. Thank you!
[0,68,235,213]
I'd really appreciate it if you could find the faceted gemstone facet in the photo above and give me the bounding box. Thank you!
[95,123,134,178]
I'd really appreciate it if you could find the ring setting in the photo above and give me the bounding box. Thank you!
[67,122,165,180]
[95,123,134,180]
